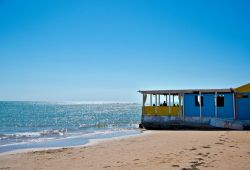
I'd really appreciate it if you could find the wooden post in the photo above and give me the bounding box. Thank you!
[215,92,217,118]
[233,93,236,120]
[199,91,202,122]
[183,93,185,120]
[150,94,152,106]
[155,94,157,106]
[178,94,181,117]
[142,94,145,106]
[168,93,171,114]
[142,94,144,115]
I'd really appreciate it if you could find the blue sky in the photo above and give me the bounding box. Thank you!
[0,0,249,102]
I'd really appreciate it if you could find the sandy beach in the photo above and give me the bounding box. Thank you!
[0,130,250,170]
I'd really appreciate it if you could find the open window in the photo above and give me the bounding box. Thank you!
[217,95,224,107]
[242,95,249,98]
[195,95,203,107]
[236,94,248,99]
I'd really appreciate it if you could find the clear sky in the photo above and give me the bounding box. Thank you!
[0,0,249,102]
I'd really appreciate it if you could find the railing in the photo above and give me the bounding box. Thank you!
[143,106,180,116]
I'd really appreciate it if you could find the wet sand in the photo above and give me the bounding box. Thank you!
[0,130,250,170]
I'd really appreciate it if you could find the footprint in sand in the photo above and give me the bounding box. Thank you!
[195,158,204,161]
[103,166,111,168]
[186,147,197,151]
[219,139,226,142]
[202,145,211,149]
[196,152,208,157]
[184,160,205,170]
[215,142,224,145]
[191,148,197,151]
[192,161,205,167]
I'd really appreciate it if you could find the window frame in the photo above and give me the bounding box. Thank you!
[195,95,203,107]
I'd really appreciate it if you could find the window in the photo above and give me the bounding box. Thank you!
[242,95,248,98]
[236,94,249,99]
[195,95,203,106]
[217,95,224,107]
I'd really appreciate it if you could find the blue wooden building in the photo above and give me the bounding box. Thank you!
[139,83,250,130]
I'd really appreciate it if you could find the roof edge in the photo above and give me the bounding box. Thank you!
[235,83,250,93]
[138,88,234,94]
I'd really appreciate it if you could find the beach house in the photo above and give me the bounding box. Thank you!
[138,83,250,130]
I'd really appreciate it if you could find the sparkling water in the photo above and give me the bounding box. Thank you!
[0,101,142,153]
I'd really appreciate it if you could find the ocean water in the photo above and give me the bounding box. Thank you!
[0,101,142,153]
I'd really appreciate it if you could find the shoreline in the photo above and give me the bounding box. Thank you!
[0,129,146,156]
[1,130,250,170]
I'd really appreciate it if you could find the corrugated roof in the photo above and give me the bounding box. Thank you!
[235,83,250,93]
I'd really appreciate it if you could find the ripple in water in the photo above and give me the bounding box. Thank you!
[0,101,142,153]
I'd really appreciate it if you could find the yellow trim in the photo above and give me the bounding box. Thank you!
[143,106,179,116]
[235,83,250,93]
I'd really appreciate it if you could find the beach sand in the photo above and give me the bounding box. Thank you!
[0,130,250,170]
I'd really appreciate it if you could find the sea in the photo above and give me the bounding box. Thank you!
[0,101,142,154]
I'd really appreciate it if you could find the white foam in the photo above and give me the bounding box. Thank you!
[0,130,148,156]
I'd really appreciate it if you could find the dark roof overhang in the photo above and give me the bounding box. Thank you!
[138,88,234,95]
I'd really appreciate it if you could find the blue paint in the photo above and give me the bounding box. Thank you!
[184,93,234,118]
[217,93,234,119]
[184,94,200,116]
[202,94,215,117]
[237,93,250,120]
